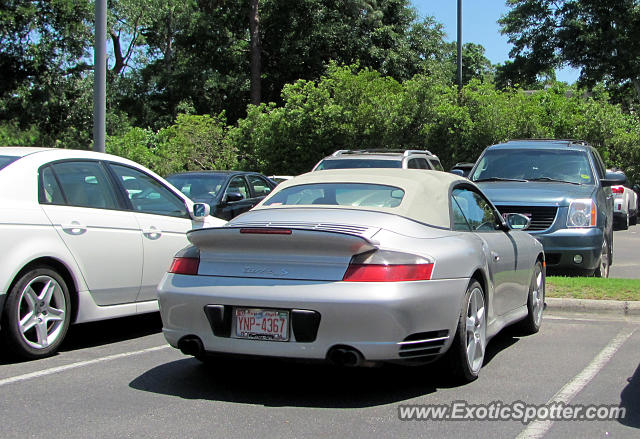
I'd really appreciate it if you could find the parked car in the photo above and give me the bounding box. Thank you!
[450,162,475,178]
[609,171,638,229]
[158,169,545,383]
[469,139,625,277]
[166,171,276,221]
[312,149,444,171]
[0,147,226,359]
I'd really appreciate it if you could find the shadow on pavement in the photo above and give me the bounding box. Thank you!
[0,313,162,364]
[129,330,521,408]
[59,312,163,352]
[619,362,640,429]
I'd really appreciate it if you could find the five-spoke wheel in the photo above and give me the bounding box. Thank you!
[1,267,71,359]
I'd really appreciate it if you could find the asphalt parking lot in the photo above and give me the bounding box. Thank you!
[611,224,640,279]
[0,311,637,438]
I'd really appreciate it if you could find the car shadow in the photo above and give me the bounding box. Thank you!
[128,332,521,408]
[619,362,640,428]
[0,313,163,364]
[59,312,163,352]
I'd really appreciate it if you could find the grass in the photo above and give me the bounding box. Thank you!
[546,276,640,301]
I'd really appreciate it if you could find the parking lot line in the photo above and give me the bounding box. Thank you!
[0,345,170,388]
[516,326,635,439]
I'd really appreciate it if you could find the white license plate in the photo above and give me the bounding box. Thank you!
[234,308,289,341]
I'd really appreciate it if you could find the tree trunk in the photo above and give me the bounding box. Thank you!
[249,0,261,105]
[110,30,125,75]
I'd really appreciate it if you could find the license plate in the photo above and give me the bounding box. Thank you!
[234,308,289,341]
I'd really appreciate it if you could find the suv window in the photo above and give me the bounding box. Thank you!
[472,148,594,185]
[41,161,119,209]
[408,158,429,169]
[109,164,188,218]
[315,159,402,170]
[429,158,444,171]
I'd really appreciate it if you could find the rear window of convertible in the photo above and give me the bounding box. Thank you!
[264,183,405,208]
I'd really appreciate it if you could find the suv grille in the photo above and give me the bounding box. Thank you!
[496,205,558,231]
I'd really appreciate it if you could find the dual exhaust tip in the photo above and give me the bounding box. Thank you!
[178,336,364,368]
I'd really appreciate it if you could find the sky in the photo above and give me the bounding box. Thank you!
[410,0,581,83]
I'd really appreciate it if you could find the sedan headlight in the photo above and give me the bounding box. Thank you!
[567,199,597,228]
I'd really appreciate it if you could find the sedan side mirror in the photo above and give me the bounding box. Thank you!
[223,192,244,203]
[191,202,210,221]
[601,171,626,187]
[504,213,531,231]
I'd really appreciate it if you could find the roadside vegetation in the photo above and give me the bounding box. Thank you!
[3,1,640,185]
[547,276,640,301]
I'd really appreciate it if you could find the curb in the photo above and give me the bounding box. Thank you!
[545,297,640,318]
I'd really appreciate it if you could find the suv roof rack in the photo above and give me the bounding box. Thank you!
[507,139,589,146]
[331,149,436,157]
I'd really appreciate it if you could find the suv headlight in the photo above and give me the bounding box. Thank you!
[567,199,597,228]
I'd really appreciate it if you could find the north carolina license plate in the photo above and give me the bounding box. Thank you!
[234,308,289,341]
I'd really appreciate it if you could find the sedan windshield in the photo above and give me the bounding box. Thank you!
[0,155,19,171]
[264,183,404,208]
[471,149,594,185]
[315,159,402,170]
[167,174,227,200]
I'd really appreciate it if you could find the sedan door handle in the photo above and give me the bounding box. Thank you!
[491,251,500,262]
[142,226,162,239]
[61,221,87,235]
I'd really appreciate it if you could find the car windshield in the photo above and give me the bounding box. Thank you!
[315,159,402,170]
[0,155,19,171]
[264,183,404,208]
[167,174,227,200]
[471,149,594,185]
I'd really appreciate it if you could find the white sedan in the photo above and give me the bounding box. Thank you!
[0,147,225,359]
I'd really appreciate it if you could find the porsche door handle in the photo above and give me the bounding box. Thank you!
[142,226,162,239]
[491,251,500,262]
[61,221,87,235]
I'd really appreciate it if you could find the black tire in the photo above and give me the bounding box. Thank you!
[516,261,545,335]
[444,279,486,383]
[1,267,71,359]
[630,211,638,226]
[593,238,610,278]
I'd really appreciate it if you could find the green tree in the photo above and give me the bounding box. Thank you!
[500,0,640,99]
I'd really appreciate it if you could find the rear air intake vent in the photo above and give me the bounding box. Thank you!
[398,330,449,358]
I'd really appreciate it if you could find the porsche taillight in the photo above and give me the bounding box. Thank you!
[168,257,200,275]
[342,250,434,282]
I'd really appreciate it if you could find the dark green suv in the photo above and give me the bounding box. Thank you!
[470,140,626,277]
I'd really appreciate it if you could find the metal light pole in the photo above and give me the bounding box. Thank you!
[457,0,462,91]
[93,0,106,152]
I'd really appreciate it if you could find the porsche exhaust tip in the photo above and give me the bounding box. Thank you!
[178,335,204,357]
[327,346,364,367]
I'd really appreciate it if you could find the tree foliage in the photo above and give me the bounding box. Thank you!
[500,0,640,98]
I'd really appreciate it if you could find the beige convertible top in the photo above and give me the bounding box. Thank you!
[255,169,471,228]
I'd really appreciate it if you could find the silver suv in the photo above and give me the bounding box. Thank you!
[312,149,444,171]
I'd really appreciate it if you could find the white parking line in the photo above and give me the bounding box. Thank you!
[0,344,171,387]
[516,326,635,439]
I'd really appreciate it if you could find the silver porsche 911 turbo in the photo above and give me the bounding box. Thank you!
[158,169,545,382]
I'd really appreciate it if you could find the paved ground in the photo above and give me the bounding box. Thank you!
[611,224,640,279]
[1,312,637,438]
